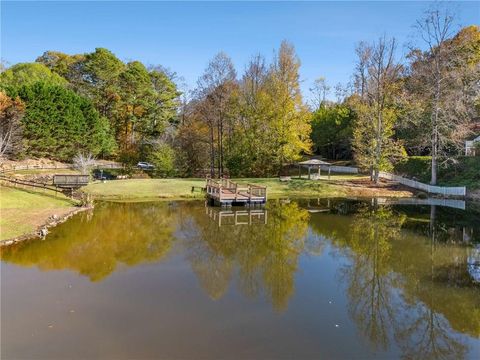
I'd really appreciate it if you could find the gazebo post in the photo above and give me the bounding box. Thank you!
[297,159,332,181]
[328,166,331,180]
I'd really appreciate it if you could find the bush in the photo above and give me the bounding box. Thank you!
[147,143,176,178]
[118,150,140,174]
[394,156,431,182]
[416,191,428,199]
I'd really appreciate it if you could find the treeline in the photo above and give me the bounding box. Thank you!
[1,7,478,183]
[0,48,180,168]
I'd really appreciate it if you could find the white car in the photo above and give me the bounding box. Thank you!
[137,162,155,170]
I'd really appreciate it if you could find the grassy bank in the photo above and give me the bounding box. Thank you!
[0,187,77,241]
[83,175,413,201]
[394,156,480,189]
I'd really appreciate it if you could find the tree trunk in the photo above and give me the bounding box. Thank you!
[431,77,440,185]
[209,125,215,177]
[374,105,382,184]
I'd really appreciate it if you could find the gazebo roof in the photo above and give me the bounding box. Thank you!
[297,159,331,166]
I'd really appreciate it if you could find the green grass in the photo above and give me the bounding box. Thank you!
[83,175,366,201]
[0,187,76,240]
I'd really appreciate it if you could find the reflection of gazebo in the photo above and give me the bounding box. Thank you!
[297,159,332,180]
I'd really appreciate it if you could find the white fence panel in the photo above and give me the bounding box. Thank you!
[378,171,466,197]
[320,165,358,174]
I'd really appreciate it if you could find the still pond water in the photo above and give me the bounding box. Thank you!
[1,198,480,359]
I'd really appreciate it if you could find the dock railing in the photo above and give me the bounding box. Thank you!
[206,178,267,203]
[247,184,267,201]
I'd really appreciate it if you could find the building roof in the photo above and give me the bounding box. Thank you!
[297,159,331,166]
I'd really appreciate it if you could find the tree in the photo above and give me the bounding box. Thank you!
[267,41,312,172]
[146,142,176,177]
[73,152,96,175]
[36,51,85,82]
[0,63,67,88]
[352,37,405,182]
[311,103,354,159]
[195,52,237,177]
[407,20,480,183]
[9,82,116,161]
[0,91,24,157]
[176,99,210,176]
[414,7,455,185]
[227,54,271,176]
[309,77,330,110]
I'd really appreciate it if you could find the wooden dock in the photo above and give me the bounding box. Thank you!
[53,174,89,188]
[205,178,267,206]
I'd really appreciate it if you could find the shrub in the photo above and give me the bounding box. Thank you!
[394,156,431,182]
[147,143,176,178]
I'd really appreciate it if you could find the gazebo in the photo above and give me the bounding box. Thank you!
[297,159,332,180]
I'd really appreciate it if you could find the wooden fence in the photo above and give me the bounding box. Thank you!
[0,162,122,173]
[0,174,60,195]
[378,171,466,197]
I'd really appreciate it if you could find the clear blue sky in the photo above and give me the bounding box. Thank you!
[2,1,479,100]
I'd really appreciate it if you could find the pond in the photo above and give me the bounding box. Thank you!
[1,198,479,359]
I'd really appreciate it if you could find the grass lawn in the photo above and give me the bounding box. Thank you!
[83,175,369,201]
[0,187,77,240]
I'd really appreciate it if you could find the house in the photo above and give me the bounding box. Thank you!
[465,135,480,156]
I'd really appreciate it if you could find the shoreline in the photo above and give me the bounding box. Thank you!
[0,205,93,247]
[3,175,476,246]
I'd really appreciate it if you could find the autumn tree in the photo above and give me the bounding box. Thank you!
[352,37,405,182]
[37,48,181,155]
[227,54,271,176]
[267,41,312,173]
[195,52,237,177]
[407,13,480,183]
[0,91,24,157]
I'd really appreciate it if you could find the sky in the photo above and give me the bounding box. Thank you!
[1,1,479,100]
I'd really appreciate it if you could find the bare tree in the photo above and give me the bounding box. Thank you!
[354,41,372,100]
[0,92,24,158]
[73,152,96,175]
[414,6,456,185]
[309,77,330,110]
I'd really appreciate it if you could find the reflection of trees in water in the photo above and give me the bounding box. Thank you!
[2,199,477,356]
[340,204,405,351]
[395,301,467,359]
[1,202,177,281]
[178,201,315,311]
[392,207,470,359]
[310,202,477,359]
